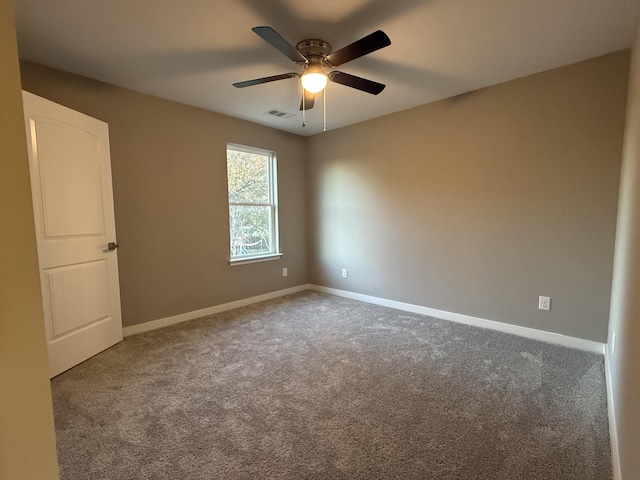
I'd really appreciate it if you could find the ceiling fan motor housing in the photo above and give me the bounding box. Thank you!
[295,39,332,67]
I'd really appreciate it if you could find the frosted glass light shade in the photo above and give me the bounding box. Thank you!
[301,72,328,93]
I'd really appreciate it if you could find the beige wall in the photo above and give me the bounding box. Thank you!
[307,52,629,342]
[607,21,640,480]
[19,53,628,341]
[0,0,59,478]
[20,62,308,327]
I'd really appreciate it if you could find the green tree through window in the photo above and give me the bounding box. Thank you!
[226,144,279,260]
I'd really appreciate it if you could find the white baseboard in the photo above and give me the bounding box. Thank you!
[309,285,605,354]
[123,282,614,473]
[124,282,606,353]
[605,347,622,480]
[122,284,310,337]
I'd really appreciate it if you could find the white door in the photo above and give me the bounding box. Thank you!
[22,91,123,378]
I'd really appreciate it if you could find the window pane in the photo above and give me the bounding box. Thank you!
[226,144,279,261]
[229,205,272,256]
[227,149,269,204]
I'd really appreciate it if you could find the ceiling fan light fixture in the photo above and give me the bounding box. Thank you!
[301,71,328,93]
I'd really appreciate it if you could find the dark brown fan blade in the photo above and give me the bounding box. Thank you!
[252,26,308,63]
[299,90,316,110]
[233,73,298,88]
[328,71,386,95]
[326,30,391,67]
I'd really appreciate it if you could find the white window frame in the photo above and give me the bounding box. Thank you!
[226,143,281,265]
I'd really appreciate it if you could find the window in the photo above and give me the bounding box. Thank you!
[226,143,280,264]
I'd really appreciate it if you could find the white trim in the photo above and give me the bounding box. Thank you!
[122,285,310,337]
[229,252,283,266]
[227,143,280,261]
[605,347,622,480]
[309,285,605,354]
[227,142,276,157]
[124,283,606,353]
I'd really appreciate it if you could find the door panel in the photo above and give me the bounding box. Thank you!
[46,260,111,337]
[36,119,105,237]
[23,91,123,378]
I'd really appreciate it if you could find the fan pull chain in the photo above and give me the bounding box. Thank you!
[323,87,327,132]
[302,85,306,128]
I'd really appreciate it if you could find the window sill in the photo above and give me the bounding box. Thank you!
[229,252,283,266]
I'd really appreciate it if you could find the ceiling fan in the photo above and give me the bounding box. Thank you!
[233,26,391,110]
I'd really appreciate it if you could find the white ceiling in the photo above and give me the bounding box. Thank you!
[13,0,640,136]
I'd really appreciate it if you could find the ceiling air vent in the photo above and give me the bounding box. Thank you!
[265,109,296,119]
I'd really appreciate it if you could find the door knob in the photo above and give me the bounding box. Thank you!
[107,242,120,251]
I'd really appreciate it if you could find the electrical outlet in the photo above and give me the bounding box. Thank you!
[538,296,551,311]
[282,268,288,277]
[341,268,348,278]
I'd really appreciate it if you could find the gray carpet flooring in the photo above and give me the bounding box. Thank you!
[52,291,612,479]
